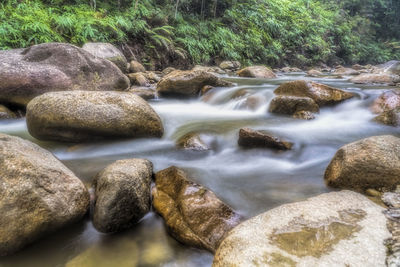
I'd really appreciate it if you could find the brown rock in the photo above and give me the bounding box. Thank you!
[128,86,157,100]
[192,65,225,74]
[0,43,130,106]
[26,91,164,142]
[157,70,232,97]
[268,95,319,119]
[0,105,16,119]
[324,135,400,191]
[92,159,153,233]
[127,73,149,87]
[293,110,316,120]
[350,73,397,84]
[306,69,323,77]
[238,128,293,150]
[374,107,400,126]
[370,90,400,114]
[237,66,277,78]
[152,166,242,252]
[129,60,146,73]
[274,80,355,106]
[281,67,302,73]
[219,61,241,71]
[332,67,360,76]
[0,133,89,256]
[176,132,209,151]
[162,67,177,76]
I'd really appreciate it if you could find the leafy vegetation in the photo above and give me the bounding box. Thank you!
[0,0,399,67]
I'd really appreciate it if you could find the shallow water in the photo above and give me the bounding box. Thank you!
[0,73,399,267]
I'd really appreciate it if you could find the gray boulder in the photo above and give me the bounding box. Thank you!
[82,42,128,72]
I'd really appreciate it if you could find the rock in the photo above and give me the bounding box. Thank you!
[26,91,164,142]
[324,135,400,191]
[127,72,149,87]
[274,80,355,106]
[0,133,89,256]
[374,107,400,126]
[382,192,400,209]
[240,95,266,110]
[350,73,398,84]
[268,95,319,119]
[157,70,232,97]
[375,60,400,75]
[371,90,400,114]
[213,190,389,267]
[201,85,214,95]
[0,105,16,119]
[152,166,242,252]
[128,86,157,100]
[237,66,277,78]
[293,110,315,120]
[352,64,368,71]
[129,60,146,73]
[306,69,323,77]
[332,67,360,76]
[281,67,302,73]
[162,67,177,75]
[145,71,161,83]
[219,61,241,70]
[192,65,225,74]
[176,132,209,151]
[238,128,293,150]
[92,159,152,233]
[0,43,129,106]
[82,42,128,73]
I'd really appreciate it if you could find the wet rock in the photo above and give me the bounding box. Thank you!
[240,95,266,110]
[127,72,150,87]
[152,166,242,252]
[382,192,400,209]
[129,60,146,73]
[128,86,157,100]
[293,110,315,120]
[0,43,129,106]
[374,107,400,126]
[274,80,355,106]
[324,135,400,191]
[281,67,302,73]
[201,85,214,95]
[157,70,232,97]
[192,65,225,74]
[0,133,89,256]
[371,90,400,114]
[350,73,398,84]
[145,71,161,83]
[82,42,128,72]
[219,61,241,71]
[26,91,164,142]
[0,105,16,119]
[92,159,153,233]
[237,66,277,78]
[213,191,390,267]
[268,95,319,119]
[176,132,209,151]
[162,67,176,76]
[306,69,323,77]
[332,67,360,76]
[238,128,293,150]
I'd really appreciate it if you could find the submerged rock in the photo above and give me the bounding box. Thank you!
[92,159,153,233]
[238,128,293,150]
[176,132,210,151]
[237,66,276,78]
[0,133,89,256]
[157,70,232,97]
[82,42,128,72]
[324,135,400,191]
[213,191,390,267]
[26,91,164,142]
[0,43,129,106]
[274,80,355,106]
[152,166,242,252]
[268,95,319,119]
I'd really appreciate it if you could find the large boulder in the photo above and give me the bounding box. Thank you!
[237,66,276,78]
[0,133,89,256]
[324,135,400,191]
[371,90,400,114]
[152,166,242,252]
[26,91,164,142]
[274,80,355,106]
[213,191,390,266]
[92,159,153,233]
[82,42,128,73]
[0,43,130,106]
[350,73,398,84]
[268,95,320,119]
[157,70,232,97]
[238,128,293,150]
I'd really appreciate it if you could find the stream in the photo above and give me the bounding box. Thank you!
[0,73,399,267]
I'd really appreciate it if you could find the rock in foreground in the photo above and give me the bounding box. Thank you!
[93,159,153,233]
[324,135,400,191]
[152,166,242,252]
[213,191,389,267]
[0,133,89,256]
[0,43,129,106]
[238,128,293,150]
[157,70,232,97]
[26,91,164,142]
[237,66,276,78]
[82,42,128,72]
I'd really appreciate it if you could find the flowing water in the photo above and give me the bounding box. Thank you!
[0,73,399,267]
